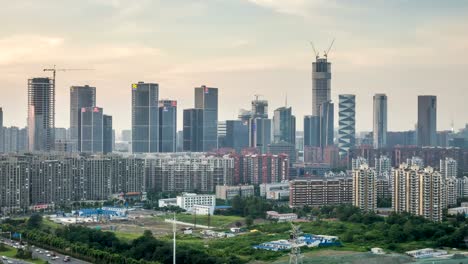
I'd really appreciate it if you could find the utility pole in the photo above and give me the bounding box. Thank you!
[289,223,303,264]
[173,212,176,264]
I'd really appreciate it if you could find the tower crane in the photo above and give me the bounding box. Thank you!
[323,39,335,59]
[43,65,94,85]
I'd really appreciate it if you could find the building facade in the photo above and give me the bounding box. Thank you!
[373,94,387,149]
[28,77,55,152]
[352,164,377,212]
[159,100,177,152]
[131,82,159,153]
[70,85,96,152]
[338,94,356,157]
[417,95,437,147]
[289,177,352,207]
[195,85,218,151]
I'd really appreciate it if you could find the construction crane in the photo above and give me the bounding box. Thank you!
[309,41,319,59]
[323,38,335,59]
[43,65,94,85]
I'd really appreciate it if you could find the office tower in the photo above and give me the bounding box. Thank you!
[81,107,103,153]
[0,107,3,152]
[225,120,249,152]
[312,57,331,116]
[195,85,218,151]
[373,94,387,149]
[103,115,113,154]
[217,121,227,148]
[319,101,334,148]
[387,130,417,147]
[70,85,96,151]
[251,97,268,118]
[304,115,320,147]
[393,164,443,221]
[273,107,296,145]
[352,164,377,212]
[338,94,356,157]
[289,177,352,207]
[250,118,271,153]
[440,157,457,178]
[158,100,177,152]
[417,95,437,146]
[375,155,391,177]
[176,131,183,152]
[131,82,159,153]
[183,108,203,152]
[28,77,55,152]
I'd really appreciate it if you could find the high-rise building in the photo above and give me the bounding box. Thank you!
[0,159,30,214]
[268,141,296,164]
[319,101,334,148]
[0,107,3,153]
[373,94,387,149]
[195,85,218,151]
[70,85,96,152]
[217,121,227,148]
[440,157,457,178]
[131,82,159,153]
[312,57,331,116]
[375,155,391,178]
[338,94,356,157]
[158,100,177,152]
[352,164,377,212]
[393,164,443,221]
[121,130,132,142]
[417,95,437,147]
[103,115,113,154]
[81,107,103,153]
[183,108,203,152]
[289,177,352,207]
[224,120,249,152]
[304,115,320,147]
[273,107,295,145]
[251,97,268,118]
[28,77,55,152]
[250,118,272,153]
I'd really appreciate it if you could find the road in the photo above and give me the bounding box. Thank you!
[1,240,90,264]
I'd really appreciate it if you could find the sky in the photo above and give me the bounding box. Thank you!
[1,0,468,134]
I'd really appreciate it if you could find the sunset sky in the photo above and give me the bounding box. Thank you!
[1,0,468,133]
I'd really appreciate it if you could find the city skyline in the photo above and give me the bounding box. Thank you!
[0,1,468,132]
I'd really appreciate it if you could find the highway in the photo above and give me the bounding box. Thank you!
[1,239,90,264]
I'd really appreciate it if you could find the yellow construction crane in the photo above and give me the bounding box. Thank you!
[43,65,94,85]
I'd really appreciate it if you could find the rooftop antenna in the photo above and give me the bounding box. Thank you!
[309,42,319,59]
[324,38,335,59]
[254,94,262,101]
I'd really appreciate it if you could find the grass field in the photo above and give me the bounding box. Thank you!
[0,245,47,264]
[171,214,243,228]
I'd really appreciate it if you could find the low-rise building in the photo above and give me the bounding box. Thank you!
[260,182,290,200]
[176,193,216,212]
[266,211,298,222]
[215,185,254,200]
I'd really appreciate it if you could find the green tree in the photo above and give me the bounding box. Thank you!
[27,213,43,229]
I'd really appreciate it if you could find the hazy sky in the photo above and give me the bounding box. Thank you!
[1,0,468,133]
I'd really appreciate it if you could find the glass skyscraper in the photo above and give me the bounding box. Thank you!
[70,85,96,152]
[312,58,331,116]
[417,95,437,147]
[70,85,96,151]
[159,100,177,152]
[273,106,296,145]
[103,115,113,154]
[183,108,203,152]
[131,82,159,153]
[373,94,388,149]
[338,94,356,157]
[28,77,55,152]
[195,85,218,151]
[81,107,103,153]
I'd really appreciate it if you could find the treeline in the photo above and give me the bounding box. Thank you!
[1,218,243,264]
[315,204,468,250]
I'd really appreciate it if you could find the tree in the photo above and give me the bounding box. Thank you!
[245,216,254,227]
[27,214,43,229]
